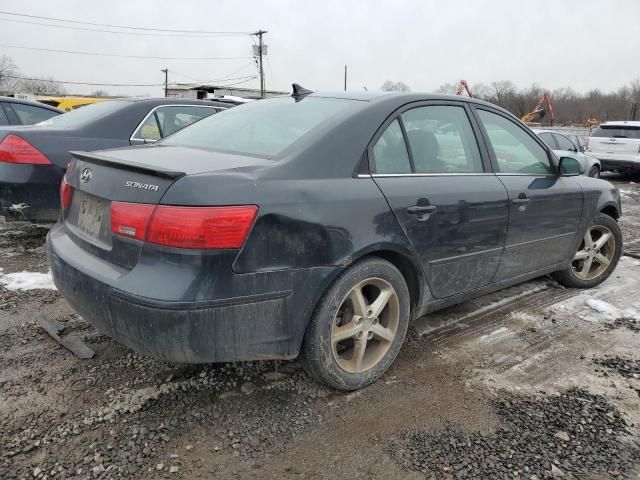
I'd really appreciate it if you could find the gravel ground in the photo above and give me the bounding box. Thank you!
[1,173,640,479]
[595,357,640,380]
[387,388,638,479]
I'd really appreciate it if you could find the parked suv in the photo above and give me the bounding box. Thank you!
[587,121,640,173]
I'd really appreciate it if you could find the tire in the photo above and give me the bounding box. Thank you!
[300,257,410,391]
[553,214,622,288]
[588,165,600,178]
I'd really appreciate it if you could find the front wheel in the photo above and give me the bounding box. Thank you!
[588,165,601,178]
[553,214,622,288]
[300,257,410,391]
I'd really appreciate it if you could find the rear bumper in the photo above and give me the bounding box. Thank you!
[598,158,640,172]
[47,223,339,363]
[0,163,63,221]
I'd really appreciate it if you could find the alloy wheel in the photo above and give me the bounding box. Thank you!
[571,225,615,280]
[331,277,399,374]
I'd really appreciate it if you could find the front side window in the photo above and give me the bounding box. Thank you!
[477,110,553,175]
[401,105,483,173]
[372,119,412,174]
[10,103,59,125]
[132,106,217,141]
[554,133,576,151]
[162,96,357,157]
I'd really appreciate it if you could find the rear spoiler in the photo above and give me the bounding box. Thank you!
[70,151,186,180]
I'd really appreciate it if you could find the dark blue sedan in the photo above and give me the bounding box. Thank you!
[0,98,228,222]
[47,87,623,390]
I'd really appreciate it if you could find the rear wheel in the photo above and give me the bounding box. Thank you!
[301,257,410,391]
[588,165,600,178]
[553,215,622,288]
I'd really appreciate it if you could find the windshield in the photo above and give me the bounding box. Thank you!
[37,100,127,127]
[161,96,358,157]
[591,126,640,139]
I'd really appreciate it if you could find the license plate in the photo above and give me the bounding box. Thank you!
[77,194,104,238]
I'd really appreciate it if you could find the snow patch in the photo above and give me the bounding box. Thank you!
[0,271,57,291]
[586,299,618,315]
[478,326,511,341]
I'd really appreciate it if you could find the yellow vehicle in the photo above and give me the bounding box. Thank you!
[37,97,107,112]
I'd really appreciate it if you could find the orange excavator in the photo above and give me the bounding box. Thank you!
[521,95,555,125]
[455,79,473,97]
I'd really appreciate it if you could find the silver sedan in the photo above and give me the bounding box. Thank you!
[533,129,602,177]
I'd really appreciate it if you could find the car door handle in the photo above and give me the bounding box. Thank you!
[512,193,530,204]
[407,205,437,214]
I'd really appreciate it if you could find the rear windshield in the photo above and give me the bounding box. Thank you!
[161,96,358,157]
[37,100,127,127]
[591,126,640,139]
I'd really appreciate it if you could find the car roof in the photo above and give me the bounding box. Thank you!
[118,97,231,108]
[0,96,64,113]
[531,129,569,136]
[600,121,640,127]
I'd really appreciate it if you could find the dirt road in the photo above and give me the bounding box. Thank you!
[1,174,640,480]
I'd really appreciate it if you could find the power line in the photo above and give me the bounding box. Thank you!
[5,74,258,88]
[171,74,257,84]
[0,17,248,38]
[0,10,252,35]
[5,74,162,87]
[170,62,256,83]
[0,44,252,61]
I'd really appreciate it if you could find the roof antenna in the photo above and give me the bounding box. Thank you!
[291,83,313,98]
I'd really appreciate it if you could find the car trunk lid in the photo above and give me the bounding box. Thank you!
[62,146,267,267]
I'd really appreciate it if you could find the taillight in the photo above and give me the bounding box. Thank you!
[60,176,74,209]
[0,134,51,165]
[111,202,155,241]
[111,203,258,249]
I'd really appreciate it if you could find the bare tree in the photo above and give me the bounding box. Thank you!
[435,82,457,95]
[0,55,19,92]
[91,89,109,97]
[19,77,67,95]
[381,80,411,92]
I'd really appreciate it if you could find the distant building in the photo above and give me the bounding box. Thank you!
[166,83,287,100]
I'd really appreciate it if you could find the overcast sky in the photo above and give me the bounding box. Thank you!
[1,0,639,97]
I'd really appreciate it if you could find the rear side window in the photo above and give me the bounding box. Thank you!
[372,119,412,174]
[9,103,59,125]
[401,106,483,173]
[477,110,553,175]
[591,126,640,139]
[0,104,9,125]
[132,106,217,141]
[538,132,556,149]
[161,96,357,157]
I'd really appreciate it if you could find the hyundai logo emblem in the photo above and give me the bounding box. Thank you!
[80,167,93,183]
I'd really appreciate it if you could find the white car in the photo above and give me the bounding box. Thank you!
[587,121,640,174]
[533,129,602,177]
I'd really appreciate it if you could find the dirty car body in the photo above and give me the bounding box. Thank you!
[0,98,228,222]
[47,91,621,366]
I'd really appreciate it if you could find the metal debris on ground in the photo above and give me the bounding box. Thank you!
[37,315,95,359]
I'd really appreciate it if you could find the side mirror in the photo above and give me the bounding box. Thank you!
[579,145,586,152]
[559,157,584,176]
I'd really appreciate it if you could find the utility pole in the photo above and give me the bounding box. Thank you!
[344,65,347,91]
[253,30,268,98]
[161,68,168,98]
